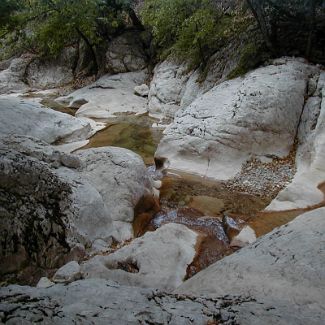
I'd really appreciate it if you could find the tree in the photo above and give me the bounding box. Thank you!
[0,0,24,38]
[140,0,203,52]
[141,0,251,67]
[246,0,325,61]
[0,0,142,73]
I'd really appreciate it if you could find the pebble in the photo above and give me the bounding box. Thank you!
[223,157,295,197]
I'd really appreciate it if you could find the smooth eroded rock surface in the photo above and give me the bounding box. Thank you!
[0,138,114,276]
[81,223,198,290]
[148,60,192,120]
[76,146,155,241]
[267,71,325,210]
[52,261,81,284]
[56,71,148,119]
[156,58,318,180]
[177,208,325,323]
[0,136,154,277]
[0,97,94,144]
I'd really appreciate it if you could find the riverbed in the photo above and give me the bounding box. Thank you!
[30,91,324,277]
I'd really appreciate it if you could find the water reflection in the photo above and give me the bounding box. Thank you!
[82,115,163,165]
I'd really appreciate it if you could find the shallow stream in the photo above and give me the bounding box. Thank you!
[38,94,324,277]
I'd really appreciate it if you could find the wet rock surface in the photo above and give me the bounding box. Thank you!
[139,208,240,279]
[132,170,273,278]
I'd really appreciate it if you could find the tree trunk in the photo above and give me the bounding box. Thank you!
[195,22,207,66]
[76,27,99,75]
[306,0,317,58]
[246,0,275,53]
[128,8,145,30]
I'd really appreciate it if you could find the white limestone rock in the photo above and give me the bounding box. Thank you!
[134,84,149,97]
[177,207,325,320]
[76,147,155,238]
[56,71,148,119]
[0,135,156,274]
[26,47,77,89]
[90,239,112,255]
[148,60,192,120]
[0,56,32,94]
[230,225,256,248]
[53,261,82,283]
[0,97,96,144]
[81,223,198,291]
[36,277,55,288]
[0,278,291,325]
[267,71,325,210]
[105,31,148,74]
[0,147,113,275]
[156,58,319,180]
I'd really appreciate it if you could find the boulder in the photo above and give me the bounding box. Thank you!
[267,71,325,210]
[222,215,243,240]
[0,48,77,95]
[0,56,32,94]
[147,35,254,123]
[0,57,14,71]
[229,225,256,248]
[105,31,148,74]
[76,147,156,242]
[56,70,148,119]
[90,239,112,255]
[0,140,114,276]
[81,223,198,290]
[0,97,97,144]
[148,60,192,120]
[26,47,77,89]
[0,135,156,278]
[176,208,325,322]
[53,261,82,283]
[36,277,55,288]
[134,84,149,97]
[155,58,319,180]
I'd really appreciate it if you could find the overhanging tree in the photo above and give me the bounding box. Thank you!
[0,0,143,73]
[246,0,325,61]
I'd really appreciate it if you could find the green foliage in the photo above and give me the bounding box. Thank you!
[0,0,134,59]
[0,0,24,37]
[227,42,269,79]
[141,0,252,67]
[174,9,252,67]
[141,0,202,51]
